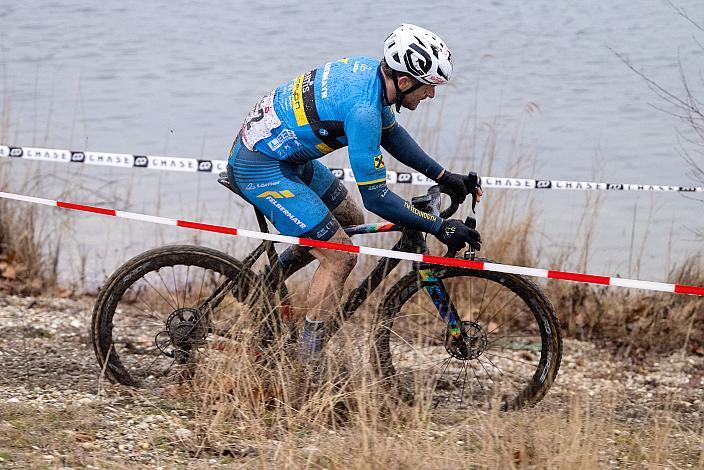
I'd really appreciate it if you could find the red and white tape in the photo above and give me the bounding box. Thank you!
[1,190,702,297]
[2,144,703,193]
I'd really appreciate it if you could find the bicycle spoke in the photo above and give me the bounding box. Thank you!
[155,270,180,311]
[480,354,522,392]
[476,277,490,323]
[486,303,533,338]
[182,265,191,309]
[482,294,522,333]
[141,276,178,311]
[131,290,169,324]
[476,356,499,388]
[486,334,542,350]
[467,276,474,324]
[196,266,207,308]
[391,354,455,376]
[115,321,164,330]
[459,360,470,406]
[171,266,180,309]
[474,282,503,324]
[469,360,486,393]
[482,351,538,369]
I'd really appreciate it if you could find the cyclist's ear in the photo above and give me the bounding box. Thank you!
[397,75,417,92]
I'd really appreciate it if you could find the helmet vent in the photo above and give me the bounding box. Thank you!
[392,52,400,62]
[431,44,440,58]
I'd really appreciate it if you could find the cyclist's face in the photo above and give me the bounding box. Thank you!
[401,83,436,110]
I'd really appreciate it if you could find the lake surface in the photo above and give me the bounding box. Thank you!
[1,0,702,287]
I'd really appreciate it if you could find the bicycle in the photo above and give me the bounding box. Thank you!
[91,173,562,411]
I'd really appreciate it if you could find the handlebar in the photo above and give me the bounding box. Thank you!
[412,171,482,259]
[421,185,462,219]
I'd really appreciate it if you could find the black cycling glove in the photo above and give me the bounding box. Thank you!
[436,170,472,203]
[435,219,482,252]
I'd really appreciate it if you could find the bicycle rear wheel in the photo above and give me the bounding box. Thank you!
[92,245,272,389]
[373,265,561,411]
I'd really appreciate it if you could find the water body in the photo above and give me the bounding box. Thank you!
[1,0,702,286]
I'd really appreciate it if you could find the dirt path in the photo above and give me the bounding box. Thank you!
[0,294,702,468]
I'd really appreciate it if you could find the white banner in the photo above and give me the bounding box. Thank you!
[1,144,702,193]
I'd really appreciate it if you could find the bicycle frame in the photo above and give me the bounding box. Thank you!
[229,216,463,341]
[208,173,465,340]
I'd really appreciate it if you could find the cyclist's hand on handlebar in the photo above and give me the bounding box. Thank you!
[436,170,483,213]
[436,170,472,204]
[434,218,482,253]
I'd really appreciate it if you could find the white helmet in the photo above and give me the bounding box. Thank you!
[383,24,453,85]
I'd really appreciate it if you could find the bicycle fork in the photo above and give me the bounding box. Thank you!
[417,267,463,338]
[417,266,488,361]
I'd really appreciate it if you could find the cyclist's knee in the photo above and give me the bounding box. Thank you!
[332,195,364,226]
[313,228,357,275]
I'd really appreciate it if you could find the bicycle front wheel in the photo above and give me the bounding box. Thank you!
[373,265,562,411]
[92,245,271,389]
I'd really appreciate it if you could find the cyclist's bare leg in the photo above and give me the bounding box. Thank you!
[278,194,364,278]
[298,225,356,363]
[306,226,357,321]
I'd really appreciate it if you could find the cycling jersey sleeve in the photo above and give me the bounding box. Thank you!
[344,104,443,234]
[381,121,444,180]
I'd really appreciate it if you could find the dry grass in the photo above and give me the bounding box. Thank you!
[548,259,704,357]
[182,328,703,469]
[0,169,60,295]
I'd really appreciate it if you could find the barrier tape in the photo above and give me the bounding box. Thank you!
[2,144,702,193]
[0,190,702,297]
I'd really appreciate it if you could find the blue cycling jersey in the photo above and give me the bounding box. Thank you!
[229,56,445,237]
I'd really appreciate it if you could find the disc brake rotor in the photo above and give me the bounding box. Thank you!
[444,320,487,360]
[155,308,209,359]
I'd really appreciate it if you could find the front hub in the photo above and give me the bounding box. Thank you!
[444,320,488,360]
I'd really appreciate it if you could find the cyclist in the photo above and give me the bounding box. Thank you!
[227,24,482,365]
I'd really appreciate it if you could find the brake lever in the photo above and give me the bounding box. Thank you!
[467,172,481,214]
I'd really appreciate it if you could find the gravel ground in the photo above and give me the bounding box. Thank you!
[0,294,702,468]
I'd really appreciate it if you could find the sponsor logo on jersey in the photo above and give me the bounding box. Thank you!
[315,219,338,239]
[246,181,279,190]
[373,154,385,169]
[257,190,295,199]
[321,62,332,99]
[353,62,372,73]
[263,196,307,229]
[268,129,297,152]
[403,201,437,222]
